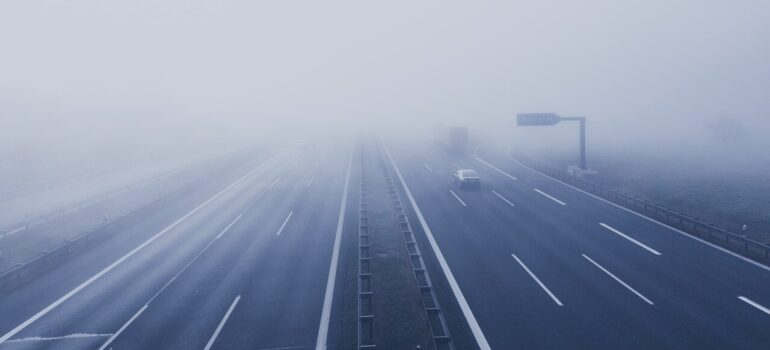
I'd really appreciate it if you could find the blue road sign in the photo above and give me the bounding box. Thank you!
[517,113,561,126]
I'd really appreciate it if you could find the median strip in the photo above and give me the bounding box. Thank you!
[383,142,491,350]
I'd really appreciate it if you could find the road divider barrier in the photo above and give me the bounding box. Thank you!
[378,145,455,350]
[357,151,375,348]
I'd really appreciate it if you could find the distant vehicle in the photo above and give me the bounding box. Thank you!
[453,169,480,189]
[434,125,468,153]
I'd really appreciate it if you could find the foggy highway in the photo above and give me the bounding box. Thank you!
[4,1,770,349]
[0,143,352,349]
[384,141,770,349]
[0,139,768,350]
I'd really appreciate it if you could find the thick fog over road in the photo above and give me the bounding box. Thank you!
[3,2,770,349]
[3,1,770,166]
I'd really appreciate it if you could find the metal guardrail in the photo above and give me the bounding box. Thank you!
[358,150,375,349]
[379,146,454,350]
[512,152,770,264]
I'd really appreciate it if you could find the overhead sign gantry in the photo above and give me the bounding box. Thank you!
[516,113,588,170]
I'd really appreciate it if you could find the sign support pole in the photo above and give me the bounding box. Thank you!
[518,113,588,170]
[560,117,587,169]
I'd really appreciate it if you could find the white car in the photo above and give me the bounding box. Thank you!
[453,169,480,189]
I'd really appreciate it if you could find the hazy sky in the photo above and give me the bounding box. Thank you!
[2,1,770,159]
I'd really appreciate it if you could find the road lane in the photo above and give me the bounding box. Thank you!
[0,149,300,349]
[385,140,770,349]
[103,143,349,350]
[3,137,769,350]
[0,151,287,344]
[482,146,770,298]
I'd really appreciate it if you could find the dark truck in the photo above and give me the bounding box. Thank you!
[433,125,468,153]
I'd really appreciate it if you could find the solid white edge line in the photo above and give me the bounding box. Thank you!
[738,296,770,315]
[275,211,294,236]
[0,153,278,345]
[504,150,770,272]
[467,153,518,181]
[97,305,148,350]
[599,223,662,256]
[203,295,241,350]
[491,190,515,207]
[511,253,564,306]
[449,190,467,207]
[315,149,352,350]
[306,176,315,188]
[383,142,491,350]
[533,188,567,206]
[582,254,654,305]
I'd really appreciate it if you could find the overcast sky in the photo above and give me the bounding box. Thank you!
[2,1,769,161]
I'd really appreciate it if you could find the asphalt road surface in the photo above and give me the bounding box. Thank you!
[385,140,770,350]
[1,139,769,349]
[0,142,353,350]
